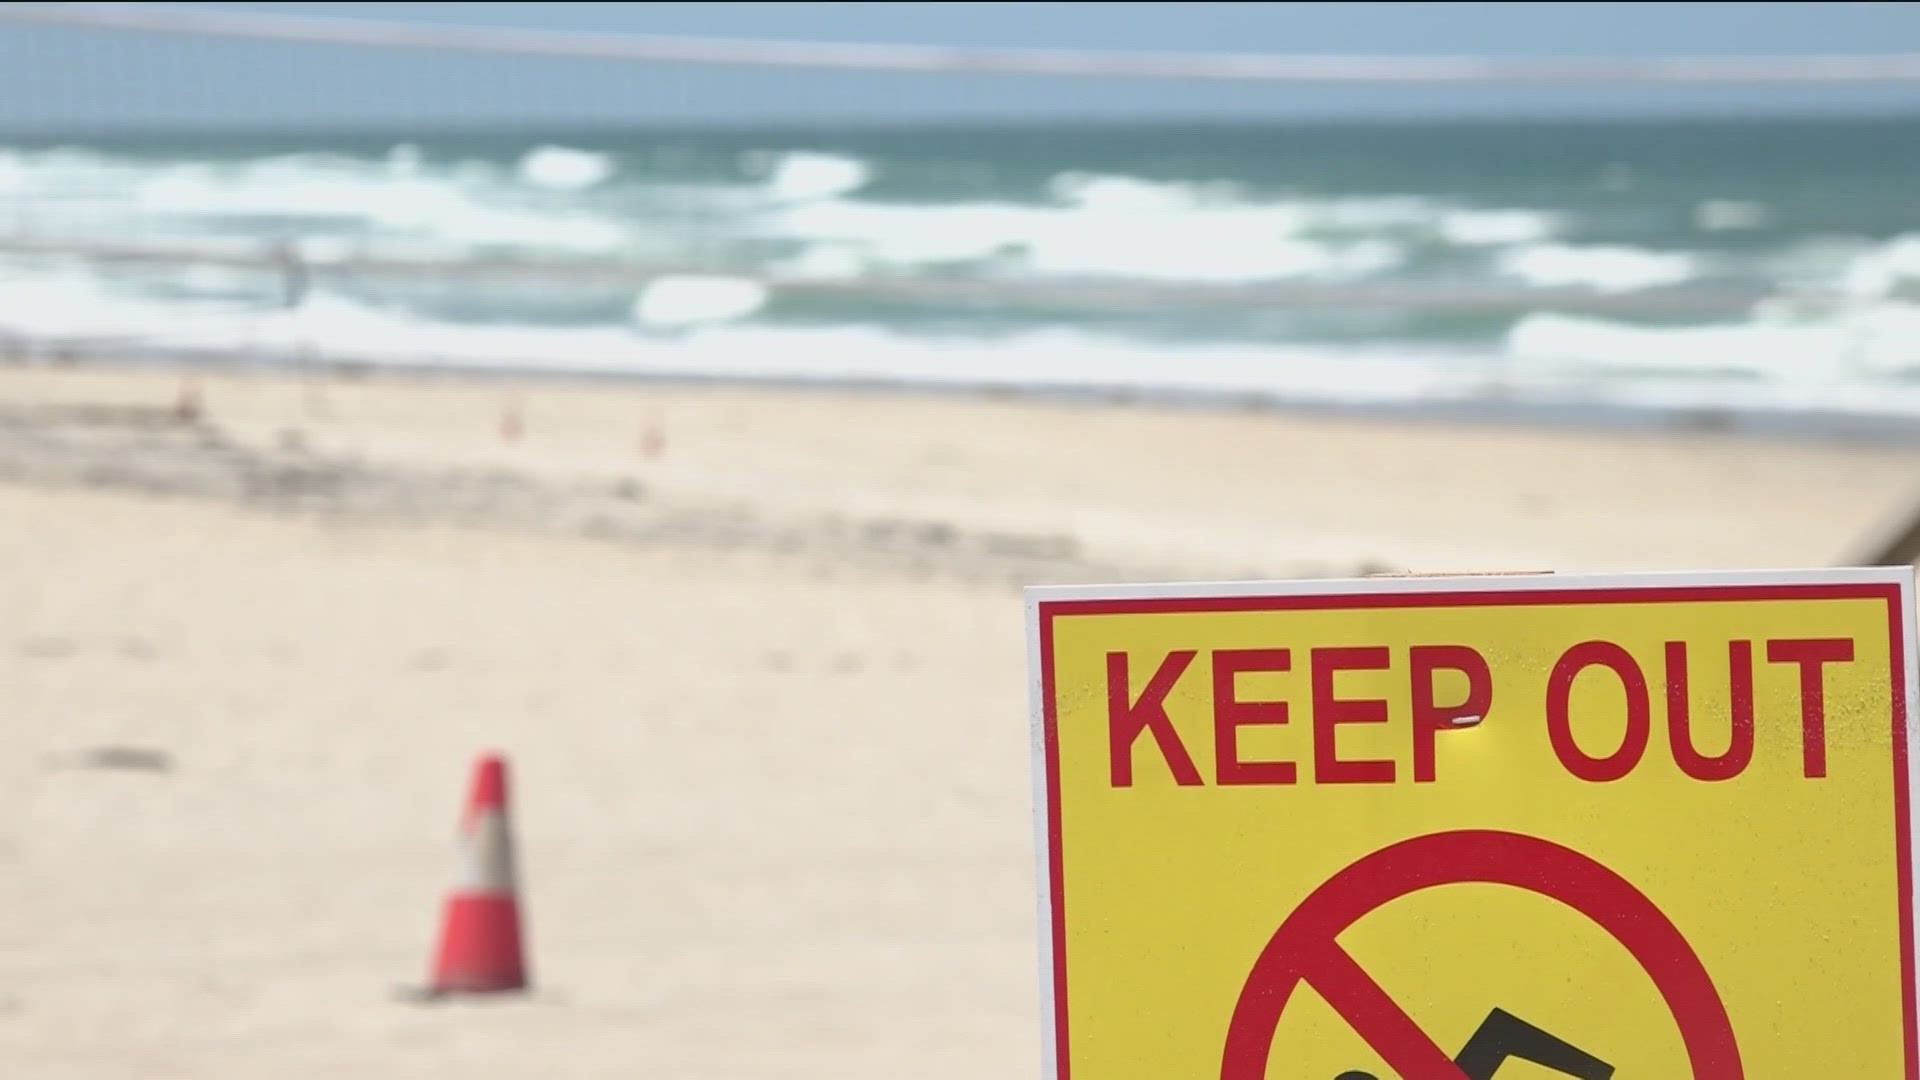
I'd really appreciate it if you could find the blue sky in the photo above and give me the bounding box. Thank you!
[4,2,1920,130]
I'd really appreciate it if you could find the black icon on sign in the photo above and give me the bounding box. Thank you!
[1335,1007,1615,1079]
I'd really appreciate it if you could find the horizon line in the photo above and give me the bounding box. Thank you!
[8,3,1920,85]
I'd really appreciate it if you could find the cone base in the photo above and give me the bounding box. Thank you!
[430,892,528,993]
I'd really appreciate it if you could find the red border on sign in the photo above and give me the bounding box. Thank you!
[1220,830,1741,1077]
[1035,581,1915,1080]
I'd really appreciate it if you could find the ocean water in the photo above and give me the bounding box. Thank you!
[4,116,1920,426]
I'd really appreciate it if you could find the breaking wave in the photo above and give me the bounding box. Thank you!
[1,135,1916,426]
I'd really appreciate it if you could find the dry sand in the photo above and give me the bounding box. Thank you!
[2,363,1918,1077]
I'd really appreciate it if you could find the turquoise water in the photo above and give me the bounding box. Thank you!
[4,116,1920,424]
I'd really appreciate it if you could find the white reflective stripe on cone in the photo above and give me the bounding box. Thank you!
[457,809,518,894]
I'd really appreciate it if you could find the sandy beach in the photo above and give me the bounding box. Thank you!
[4,362,1920,1078]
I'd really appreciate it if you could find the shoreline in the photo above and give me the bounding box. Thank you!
[9,345,1920,453]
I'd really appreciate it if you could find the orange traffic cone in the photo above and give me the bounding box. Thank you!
[500,395,524,444]
[427,753,529,994]
[639,422,666,460]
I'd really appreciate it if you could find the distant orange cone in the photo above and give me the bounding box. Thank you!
[428,753,529,994]
[500,395,524,444]
[173,377,203,423]
[639,422,666,460]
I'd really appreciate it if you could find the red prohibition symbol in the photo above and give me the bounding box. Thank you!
[1219,830,1744,1079]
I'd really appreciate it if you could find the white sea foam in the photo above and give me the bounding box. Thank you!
[1496,243,1698,292]
[773,242,873,280]
[774,197,1406,282]
[1506,305,1920,381]
[1762,237,1875,292]
[774,200,1035,265]
[765,151,871,202]
[0,148,627,251]
[128,159,628,252]
[0,147,134,203]
[1439,209,1559,246]
[632,275,769,328]
[0,150,27,196]
[1018,221,1402,283]
[1694,199,1770,232]
[0,151,1533,287]
[0,260,1452,399]
[1046,178,1552,244]
[1302,197,1440,232]
[386,144,424,177]
[518,146,614,191]
[290,236,360,265]
[1842,234,1920,298]
[767,176,1562,284]
[8,257,1920,422]
[1048,172,1238,211]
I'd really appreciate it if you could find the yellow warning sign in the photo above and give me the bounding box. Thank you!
[1027,569,1918,1079]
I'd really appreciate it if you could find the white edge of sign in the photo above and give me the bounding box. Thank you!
[1024,564,1915,603]
[1024,585,1059,1080]
[1901,568,1920,1021]
[1022,564,1920,1080]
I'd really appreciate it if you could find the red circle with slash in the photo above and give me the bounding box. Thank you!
[1218,829,1743,1079]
